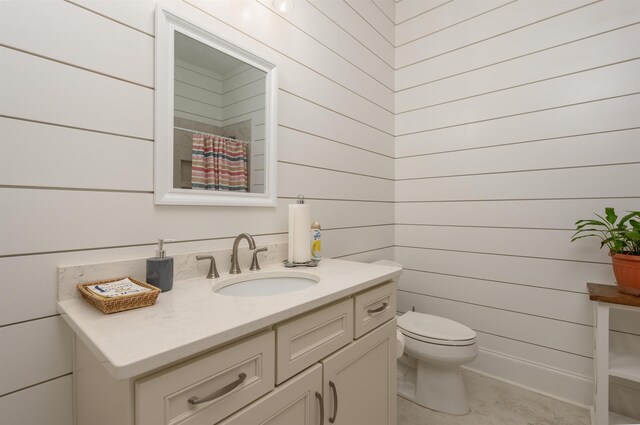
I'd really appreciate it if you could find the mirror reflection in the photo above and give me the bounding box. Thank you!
[172,32,267,193]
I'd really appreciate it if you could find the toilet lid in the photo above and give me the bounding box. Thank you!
[397,311,476,342]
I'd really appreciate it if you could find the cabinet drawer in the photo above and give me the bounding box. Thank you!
[276,298,353,384]
[135,331,275,425]
[354,281,396,339]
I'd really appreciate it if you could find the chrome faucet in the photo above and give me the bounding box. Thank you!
[230,233,256,274]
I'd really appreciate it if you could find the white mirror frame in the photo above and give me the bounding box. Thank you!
[155,5,278,207]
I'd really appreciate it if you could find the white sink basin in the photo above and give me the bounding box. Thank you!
[213,271,320,297]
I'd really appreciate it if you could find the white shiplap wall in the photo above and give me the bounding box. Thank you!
[0,0,394,423]
[394,0,640,408]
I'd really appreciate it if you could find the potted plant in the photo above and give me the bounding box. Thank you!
[572,207,640,295]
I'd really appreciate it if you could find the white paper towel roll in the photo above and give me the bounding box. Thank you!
[396,329,405,359]
[288,203,311,263]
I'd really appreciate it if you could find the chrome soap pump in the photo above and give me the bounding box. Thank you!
[146,238,175,292]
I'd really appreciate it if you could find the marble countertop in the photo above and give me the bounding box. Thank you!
[57,258,401,380]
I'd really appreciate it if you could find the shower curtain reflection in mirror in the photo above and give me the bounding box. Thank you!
[191,133,248,192]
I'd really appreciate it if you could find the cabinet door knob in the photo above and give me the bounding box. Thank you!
[367,302,388,315]
[188,372,247,405]
[315,391,324,425]
[328,380,338,423]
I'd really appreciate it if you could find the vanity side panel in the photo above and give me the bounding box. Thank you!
[75,336,135,425]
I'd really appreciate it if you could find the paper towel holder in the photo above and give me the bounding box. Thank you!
[286,194,317,267]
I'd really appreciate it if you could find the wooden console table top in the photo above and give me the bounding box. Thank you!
[587,282,640,308]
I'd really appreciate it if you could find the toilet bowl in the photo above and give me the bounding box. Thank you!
[397,311,478,415]
[372,260,478,415]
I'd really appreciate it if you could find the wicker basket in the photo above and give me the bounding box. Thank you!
[77,277,160,314]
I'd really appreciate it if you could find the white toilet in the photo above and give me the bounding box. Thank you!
[373,260,478,415]
[397,311,478,415]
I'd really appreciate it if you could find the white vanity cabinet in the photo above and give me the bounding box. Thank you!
[220,318,397,425]
[71,278,397,425]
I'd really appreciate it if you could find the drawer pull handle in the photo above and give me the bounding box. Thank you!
[367,302,388,315]
[315,391,324,425]
[188,372,247,405]
[329,380,338,423]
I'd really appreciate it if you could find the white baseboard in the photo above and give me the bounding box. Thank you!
[464,347,593,409]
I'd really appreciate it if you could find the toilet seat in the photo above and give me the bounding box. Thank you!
[400,328,475,346]
[398,311,476,347]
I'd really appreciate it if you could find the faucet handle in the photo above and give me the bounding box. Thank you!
[250,247,268,271]
[196,255,219,279]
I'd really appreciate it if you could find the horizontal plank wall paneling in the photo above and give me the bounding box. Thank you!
[280,90,394,157]
[395,0,640,90]
[308,0,394,67]
[396,0,512,47]
[255,0,393,90]
[394,246,613,294]
[337,246,395,263]
[0,47,153,139]
[395,0,640,407]
[345,0,395,47]
[68,0,156,35]
[475,331,593,380]
[396,0,593,68]
[395,198,640,230]
[396,129,640,180]
[400,269,592,325]
[323,225,394,259]
[395,225,610,264]
[0,317,72,396]
[0,0,154,87]
[0,0,395,421]
[0,117,153,191]
[396,23,640,113]
[278,126,394,180]
[372,0,395,25]
[396,59,640,134]
[396,93,640,157]
[395,0,450,25]
[0,376,73,425]
[0,192,392,256]
[396,164,640,202]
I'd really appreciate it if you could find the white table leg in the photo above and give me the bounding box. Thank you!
[594,302,610,425]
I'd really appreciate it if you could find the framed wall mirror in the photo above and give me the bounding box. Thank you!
[155,5,277,206]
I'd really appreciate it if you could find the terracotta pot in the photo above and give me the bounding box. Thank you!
[610,253,640,296]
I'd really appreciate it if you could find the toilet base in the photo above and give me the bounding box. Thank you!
[397,360,470,415]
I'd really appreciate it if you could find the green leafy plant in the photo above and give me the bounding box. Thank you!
[572,207,640,255]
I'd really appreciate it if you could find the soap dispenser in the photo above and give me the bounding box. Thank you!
[146,238,174,292]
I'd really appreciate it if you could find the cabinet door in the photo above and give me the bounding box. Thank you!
[321,319,396,425]
[219,364,323,425]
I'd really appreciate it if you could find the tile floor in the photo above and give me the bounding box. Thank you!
[398,370,591,425]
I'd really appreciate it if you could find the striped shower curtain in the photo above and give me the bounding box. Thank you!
[191,134,248,192]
